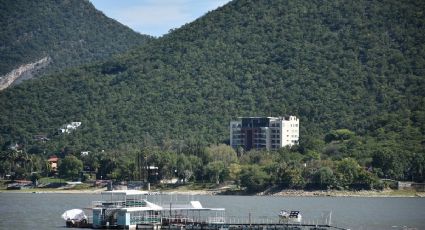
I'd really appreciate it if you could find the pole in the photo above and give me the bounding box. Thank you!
[329,211,332,225]
[169,202,172,230]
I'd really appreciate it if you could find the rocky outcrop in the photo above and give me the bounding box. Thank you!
[0,57,51,91]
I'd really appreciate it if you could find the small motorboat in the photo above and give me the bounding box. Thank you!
[278,210,302,223]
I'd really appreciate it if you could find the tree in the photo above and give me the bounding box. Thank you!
[325,129,355,143]
[58,155,83,180]
[280,167,305,189]
[206,161,225,184]
[371,148,406,180]
[205,144,238,167]
[336,158,360,188]
[0,160,11,178]
[82,152,100,175]
[154,151,177,180]
[229,163,242,182]
[240,165,269,192]
[98,151,119,180]
[31,172,41,185]
[176,155,193,183]
[352,169,380,190]
[410,152,425,182]
[312,167,335,189]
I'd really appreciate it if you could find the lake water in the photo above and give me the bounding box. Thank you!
[0,192,424,230]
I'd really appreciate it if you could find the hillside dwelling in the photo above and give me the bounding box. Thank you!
[33,134,49,142]
[230,116,299,151]
[8,143,21,151]
[59,122,81,134]
[80,151,90,156]
[47,155,59,172]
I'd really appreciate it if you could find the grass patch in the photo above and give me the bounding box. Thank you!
[70,183,93,190]
[154,182,218,191]
[384,189,423,196]
[39,177,64,184]
[0,180,8,189]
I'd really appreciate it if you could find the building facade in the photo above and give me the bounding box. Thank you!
[230,116,299,151]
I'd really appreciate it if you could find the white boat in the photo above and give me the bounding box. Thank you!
[278,210,302,223]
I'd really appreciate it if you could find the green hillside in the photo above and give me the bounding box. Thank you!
[0,0,424,182]
[0,0,151,78]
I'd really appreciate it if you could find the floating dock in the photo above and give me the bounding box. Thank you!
[62,190,349,230]
[65,219,349,230]
[136,223,349,230]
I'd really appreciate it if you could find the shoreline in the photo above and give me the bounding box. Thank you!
[1,187,424,197]
[265,189,425,198]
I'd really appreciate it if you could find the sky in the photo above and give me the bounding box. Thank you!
[90,0,232,37]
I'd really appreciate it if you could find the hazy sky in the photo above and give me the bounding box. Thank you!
[90,0,232,37]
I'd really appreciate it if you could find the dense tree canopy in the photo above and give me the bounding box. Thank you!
[0,0,424,187]
[0,0,151,78]
[58,155,83,180]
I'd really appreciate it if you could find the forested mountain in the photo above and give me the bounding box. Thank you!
[0,0,424,165]
[0,0,151,86]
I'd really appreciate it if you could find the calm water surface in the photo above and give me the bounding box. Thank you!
[0,193,424,230]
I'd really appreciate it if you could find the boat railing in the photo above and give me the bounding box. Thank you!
[130,214,161,224]
[92,200,148,208]
[92,200,125,208]
[207,216,226,224]
[166,216,195,224]
[125,200,147,207]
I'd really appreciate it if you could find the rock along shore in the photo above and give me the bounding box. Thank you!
[2,187,424,197]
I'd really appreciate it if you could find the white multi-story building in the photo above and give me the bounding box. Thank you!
[230,116,299,151]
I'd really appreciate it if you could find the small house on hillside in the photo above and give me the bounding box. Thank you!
[80,151,90,156]
[58,122,81,134]
[47,155,59,172]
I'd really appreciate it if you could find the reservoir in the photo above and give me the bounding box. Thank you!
[0,193,424,230]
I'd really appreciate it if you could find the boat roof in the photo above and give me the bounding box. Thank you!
[161,201,225,211]
[122,200,163,212]
[101,190,149,195]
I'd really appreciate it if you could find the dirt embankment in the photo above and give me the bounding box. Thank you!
[0,57,50,91]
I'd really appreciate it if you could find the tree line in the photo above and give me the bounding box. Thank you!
[2,129,423,192]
